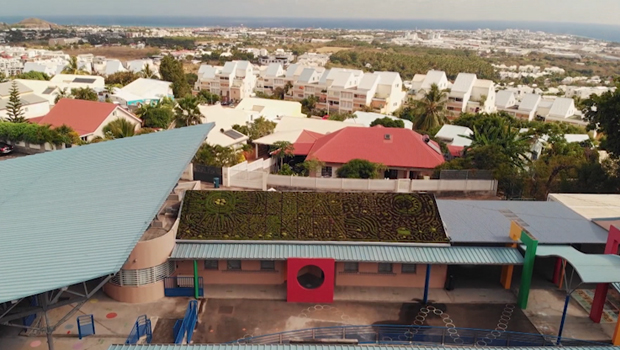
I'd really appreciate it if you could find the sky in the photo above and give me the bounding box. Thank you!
[2,0,620,25]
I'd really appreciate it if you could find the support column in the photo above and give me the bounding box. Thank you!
[500,243,517,289]
[557,294,571,345]
[193,260,199,299]
[590,226,620,323]
[612,314,620,345]
[423,264,431,304]
[552,258,562,285]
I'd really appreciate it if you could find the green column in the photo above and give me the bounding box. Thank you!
[517,231,538,309]
[193,260,200,299]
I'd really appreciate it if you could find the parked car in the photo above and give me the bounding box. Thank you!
[0,142,14,155]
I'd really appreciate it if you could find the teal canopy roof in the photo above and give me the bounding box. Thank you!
[0,124,213,303]
[171,242,524,265]
[108,345,617,350]
[534,245,620,284]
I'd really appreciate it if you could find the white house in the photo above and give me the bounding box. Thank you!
[516,93,542,121]
[434,124,473,147]
[448,73,477,116]
[111,78,173,107]
[0,81,51,119]
[198,104,250,148]
[411,70,449,93]
[50,74,105,91]
[13,79,60,105]
[235,97,305,121]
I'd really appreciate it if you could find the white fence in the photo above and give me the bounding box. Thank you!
[225,167,498,195]
[2,140,70,154]
[224,159,276,188]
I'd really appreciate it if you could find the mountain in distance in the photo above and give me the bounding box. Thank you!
[11,18,63,29]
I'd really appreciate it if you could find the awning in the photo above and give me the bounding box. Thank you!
[171,242,524,265]
[533,245,620,284]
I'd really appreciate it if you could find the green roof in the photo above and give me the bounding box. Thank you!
[108,345,616,350]
[0,124,213,303]
[171,242,524,265]
[178,191,449,243]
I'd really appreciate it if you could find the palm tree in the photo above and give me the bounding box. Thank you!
[465,118,532,169]
[411,83,449,131]
[140,64,157,79]
[54,88,70,104]
[103,118,137,139]
[270,141,295,169]
[174,95,202,127]
[62,56,87,75]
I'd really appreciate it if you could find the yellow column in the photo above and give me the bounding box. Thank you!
[500,243,517,289]
[613,318,620,345]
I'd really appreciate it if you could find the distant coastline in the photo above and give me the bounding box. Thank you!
[2,16,620,42]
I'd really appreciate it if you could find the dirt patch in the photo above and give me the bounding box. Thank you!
[151,318,177,344]
[64,47,157,61]
[315,46,351,53]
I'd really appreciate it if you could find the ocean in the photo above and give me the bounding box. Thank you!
[2,16,620,43]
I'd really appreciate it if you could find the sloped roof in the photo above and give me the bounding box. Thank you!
[375,71,400,86]
[275,116,364,134]
[117,78,172,100]
[421,70,447,90]
[291,130,324,155]
[306,126,445,169]
[357,73,381,90]
[549,97,575,117]
[519,93,542,112]
[0,80,32,97]
[451,73,477,94]
[199,104,250,147]
[348,111,413,129]
[0,94,49,111]
[34,99,120,136]
[495,90,516,108]
[0,124,214,303]
[264,63,283,78]
[548,193,620,221]
[434,125,473,147]
[297,67,320,84]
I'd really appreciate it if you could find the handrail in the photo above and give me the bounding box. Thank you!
[228,324,611,347]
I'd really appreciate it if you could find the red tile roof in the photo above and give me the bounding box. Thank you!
[292,130,324,156]
[306,126,445,169]
[34,99,119,136]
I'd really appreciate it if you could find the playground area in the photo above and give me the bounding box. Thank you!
[195,299,538,343]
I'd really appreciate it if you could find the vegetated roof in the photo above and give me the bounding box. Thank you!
[171,242,523,265]
[0,124,214,303]
[519,93,542,112]
[436,200,608,244]
[177,191,449,243]
[306,127,445,169]
[33,99,117,136]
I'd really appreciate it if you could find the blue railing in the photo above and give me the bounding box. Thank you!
[174,300,199,344]
[229,324,611,347]
[164,277,204,297]
[126,315,152,345]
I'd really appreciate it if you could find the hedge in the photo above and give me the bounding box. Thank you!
[0,122,80,145]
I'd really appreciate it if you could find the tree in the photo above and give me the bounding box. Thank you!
[465,118,532,169]
[370,117,405,128]
[301,95,317,115]
[327,111,355,121]
[103,118,137,139]
[159,55,191,98]
[193,144,243,167]
[12,71,50,80]
[174,95,202,127]
[106,71,140,86]
[54,87,70,104]
[71,87,98,101]
[141,107,175,129]
[185,73,198,87]
[5,81,26,123]
[270,141,295,169]
[140,63,157,79]
[232,117,276,141]
[0,72,8,83]
[62,56,88,75]
[336,159,386,179]
[197,89,221,105]
[583,83,620,157]
[411,83,449,131]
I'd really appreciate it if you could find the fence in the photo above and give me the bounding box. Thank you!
[225,170,498,195]
[125,315,152,345]
[2,140,71,155]
[229,324,610,347]
[439,169,493,180]
[164,277,203,297]
[174,300,199,344]
[193,164,222,183]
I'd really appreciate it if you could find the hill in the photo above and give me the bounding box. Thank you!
[12,18,62,29]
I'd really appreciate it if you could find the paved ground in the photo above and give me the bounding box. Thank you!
[195,299,536,343]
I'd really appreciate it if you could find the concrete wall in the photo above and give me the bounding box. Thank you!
[121,221,177,270]
[103,280,165,303]
[174,260,447,289]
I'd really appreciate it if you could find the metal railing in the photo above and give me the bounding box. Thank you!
[228,324,611,347]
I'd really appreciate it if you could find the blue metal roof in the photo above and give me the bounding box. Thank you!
[0,124,213,303]
[437,200,608,244]
[171,242,523,265]
[108,345,616,350]
[533,245,620,284]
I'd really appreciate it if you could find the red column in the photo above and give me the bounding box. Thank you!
[590,226,620,323]
[552,257,562,285]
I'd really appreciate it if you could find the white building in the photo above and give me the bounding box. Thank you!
[235,97,305,122]
[50,74,105,91]
[195,61,256,102]
[447,73,496,116]
[111,78,173,107]
[411,70,449,94]
[0,81,51,119]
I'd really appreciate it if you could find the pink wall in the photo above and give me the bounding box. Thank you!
[122,223,177,270]
[103,280,165,303]
[335,262,446,288]
[174,260,447,289]
[175,260,287,285]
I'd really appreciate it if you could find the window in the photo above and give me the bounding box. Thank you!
[321,166,333,177]
[260,260,275,271]
[378,263,393,274]
[227,260,241,270]
[344,262,359,273]
[204,260,219,270]
[401,264,417,274]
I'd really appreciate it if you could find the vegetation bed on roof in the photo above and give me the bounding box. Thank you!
[178,191,448,243]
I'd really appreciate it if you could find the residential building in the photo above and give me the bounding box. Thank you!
[543,97,577,120]
[255,63,286,95]
[235,97,305,122]
[31,99,141,142]
[345,111,413,129]
[286,66,324,101]
[515,93,542,121]
[434,124,473,157]
[196,61,256,102]
[411,70,449,94]
[258,51,295,66]
[296,52,330,67]
[198,104,250,148]
[300,126,445,179]
[48,37,81,46]
[111,78,174,107]
[447,73,477,116]
[0,81,51,119]
[127,59,158,77]
[13,79,60,105]
[49,74,105,91]
[0,56,23,76]
[22,61,64,76]
[466,79,496,114]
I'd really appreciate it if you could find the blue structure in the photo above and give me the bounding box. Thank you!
[77,315,95,340]
[174,300,199,344]
[164,277,204,297]
[125,315,152,345]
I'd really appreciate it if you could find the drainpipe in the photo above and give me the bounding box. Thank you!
[193,260,199,299]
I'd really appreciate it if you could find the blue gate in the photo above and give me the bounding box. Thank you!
[174,300,199,344]
[77,314,95,340]
[164,277,203,297]
[125,315,152,344]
